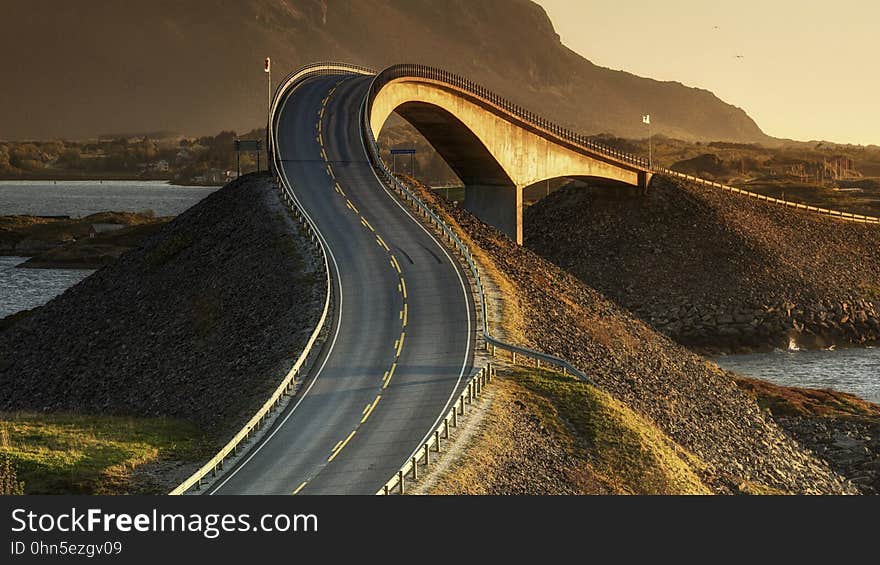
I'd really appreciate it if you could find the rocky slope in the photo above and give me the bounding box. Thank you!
[2,0,766,143]
[405,178,854,494]
[0,173,324,437]
[524,176,880,353]
[736,378,880,495]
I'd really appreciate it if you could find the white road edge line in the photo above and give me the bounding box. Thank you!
[208,80,345,495]
[358,82,473,476]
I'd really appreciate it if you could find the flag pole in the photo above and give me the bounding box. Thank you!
[265,57,272,172]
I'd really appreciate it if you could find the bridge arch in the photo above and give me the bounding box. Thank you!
[367,70,652,243]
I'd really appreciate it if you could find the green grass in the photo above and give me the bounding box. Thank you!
[0,413,206,495]
[507,367,712,495]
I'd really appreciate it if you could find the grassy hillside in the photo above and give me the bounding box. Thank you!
[427,367,712,495]
[0,413,205,494]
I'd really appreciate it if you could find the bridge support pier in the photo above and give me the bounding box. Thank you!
[638,171,653,195]
[464,184,523,244]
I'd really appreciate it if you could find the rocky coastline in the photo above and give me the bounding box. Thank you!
[636,296,880,355]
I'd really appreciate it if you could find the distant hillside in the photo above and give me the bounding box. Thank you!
[2,0,767,143]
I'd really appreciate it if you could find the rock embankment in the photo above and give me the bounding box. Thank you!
[736,378,880,495]
[524,176,880,353]
[0,173,325,438]
[407,178,854,494]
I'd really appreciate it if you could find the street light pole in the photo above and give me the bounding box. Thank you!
[264,57,272,172]
[643,114,652,168]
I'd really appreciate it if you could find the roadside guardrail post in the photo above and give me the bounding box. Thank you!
[424,443,430,465]
[435,431,441,452]
[399,471,405,494]
[412,457,418,480]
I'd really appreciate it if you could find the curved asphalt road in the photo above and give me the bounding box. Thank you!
[209,74,475,495]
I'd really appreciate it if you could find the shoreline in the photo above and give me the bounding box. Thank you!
[0,175,220,188]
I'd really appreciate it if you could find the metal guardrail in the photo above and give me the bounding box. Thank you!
[361,68,592,383]
[376,364,495,495]
[168,179,332,495]
[168,63,375,495]
[658,168,880,225]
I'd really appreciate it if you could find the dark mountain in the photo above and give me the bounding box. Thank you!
[1,0,768,142]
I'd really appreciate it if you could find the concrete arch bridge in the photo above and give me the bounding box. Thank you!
[364,64,653,244]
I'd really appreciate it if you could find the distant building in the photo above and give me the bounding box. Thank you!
[89,223,126,239]
[152,159,170,173]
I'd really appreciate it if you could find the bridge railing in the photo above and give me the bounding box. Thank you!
[361,72,591,386]
[366,63,651,171]
[367,64,880,226]
[655,167,880,225]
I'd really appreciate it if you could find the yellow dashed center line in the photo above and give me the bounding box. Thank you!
[383,363,396,389]
[309,81,415,471]
[291,481,308,495]
[328,430,357,462]
[360,395,382,424]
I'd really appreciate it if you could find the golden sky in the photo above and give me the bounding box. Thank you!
[538,0,878,146]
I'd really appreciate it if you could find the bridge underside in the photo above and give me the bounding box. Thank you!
[371,80,652,243]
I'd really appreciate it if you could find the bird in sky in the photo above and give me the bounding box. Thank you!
[735,55,745,59]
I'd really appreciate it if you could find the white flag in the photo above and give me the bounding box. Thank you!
[264,57,271,73]
[643,114,651,125]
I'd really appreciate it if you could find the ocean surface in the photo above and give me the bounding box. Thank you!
[0,180,217,217]
[1,179,217,318]
[716,348,880,404]
[0,256,93,318]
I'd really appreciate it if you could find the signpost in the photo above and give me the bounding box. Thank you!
[234,139,263,177]
[390,148,416,176]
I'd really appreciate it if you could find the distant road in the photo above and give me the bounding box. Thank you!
[209,74,475,494]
